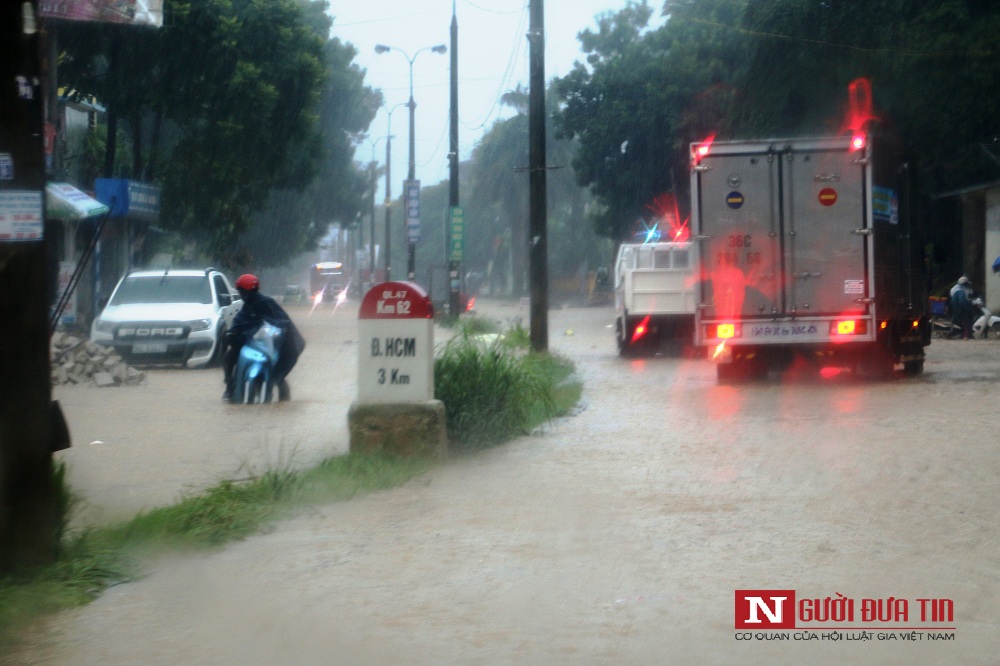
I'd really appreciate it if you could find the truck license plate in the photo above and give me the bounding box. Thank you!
[133,342,168,354]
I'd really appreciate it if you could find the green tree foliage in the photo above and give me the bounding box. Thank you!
[553,0,1000,245]
[156,0,327,260]
[236,36,380,269]
[57,0,377,267]
[465,91,531,295]
[403,82,605,299]
[554,0,749,242]
[455,87,604,297]
[738,0,1000,192]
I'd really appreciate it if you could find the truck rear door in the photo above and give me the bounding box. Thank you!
[695,138,868,322]
[695,145,781,319]
[783,141,867,316]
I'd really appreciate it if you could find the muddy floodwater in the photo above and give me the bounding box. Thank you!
[9,300,1000,665]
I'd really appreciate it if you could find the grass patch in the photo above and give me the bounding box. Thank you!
[522,351,582,427]
[435,325,579,450]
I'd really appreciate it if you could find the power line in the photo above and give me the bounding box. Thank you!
[464,3,528,131]
[688,17,991,58]
[332,10,441,28]
[459,0,527,16]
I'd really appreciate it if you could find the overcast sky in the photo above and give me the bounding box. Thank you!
[329,1,665,202]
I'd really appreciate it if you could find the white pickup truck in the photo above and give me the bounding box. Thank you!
[613,241,697,357]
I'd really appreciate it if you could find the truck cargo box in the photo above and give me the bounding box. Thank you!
[690,133,929,380]
[614,241,697,357]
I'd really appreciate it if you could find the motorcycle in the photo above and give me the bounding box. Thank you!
[972,297,1000,339]
[233,322,284,404]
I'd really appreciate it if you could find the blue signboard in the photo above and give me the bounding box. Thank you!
[95,178,161,220]
[404,179,421,242]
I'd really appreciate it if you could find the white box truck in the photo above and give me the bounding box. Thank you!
[614,240,697,357]
[690,132,930,381]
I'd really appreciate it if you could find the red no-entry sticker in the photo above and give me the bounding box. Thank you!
[818,187,838,206]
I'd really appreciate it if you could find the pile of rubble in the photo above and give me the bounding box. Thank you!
[50,332,146,387]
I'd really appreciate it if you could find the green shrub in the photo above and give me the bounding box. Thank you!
[435,332,558,449]
[498,319,530,350]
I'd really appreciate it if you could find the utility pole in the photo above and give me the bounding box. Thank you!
[368,159,376,291]
[528,0,548,352]
[0,0,64,572]
[375,44,446,283]
[384,134,392,280]
[448,1,461,316]
[381,102,407,282]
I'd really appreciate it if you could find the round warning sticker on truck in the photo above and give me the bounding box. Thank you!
[819,187,838,206]
[726,191,744,209]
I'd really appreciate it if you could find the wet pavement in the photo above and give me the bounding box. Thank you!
[9,299,1000,665]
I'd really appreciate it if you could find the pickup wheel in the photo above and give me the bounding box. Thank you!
[616,318,632,357]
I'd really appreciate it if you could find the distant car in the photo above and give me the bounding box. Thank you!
[90,268,241,368]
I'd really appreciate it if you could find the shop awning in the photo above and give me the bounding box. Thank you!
[46,182,110,220]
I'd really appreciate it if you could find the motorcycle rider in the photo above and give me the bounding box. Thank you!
[949,276,975,340]
[223,273,304,402]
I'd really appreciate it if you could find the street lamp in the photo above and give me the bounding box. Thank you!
[380,101,407,281]
[364,136,387,293]
[375,42,447,282]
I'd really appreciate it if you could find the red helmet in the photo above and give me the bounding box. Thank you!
[235,273,260,291]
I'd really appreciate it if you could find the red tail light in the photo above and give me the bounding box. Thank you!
[466,296,475,312]
[631,315,651,343]
[693,134,716,164]
[831,319,868,335]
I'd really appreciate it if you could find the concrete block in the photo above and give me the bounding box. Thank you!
[93,372,116,387]
[112,363,128,383]
[348,400,447,459]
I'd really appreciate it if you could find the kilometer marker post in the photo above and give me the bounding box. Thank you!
[349,282,446,458]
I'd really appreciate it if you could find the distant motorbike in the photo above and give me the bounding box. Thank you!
[972,297,1000,339]
[233,322,284,404]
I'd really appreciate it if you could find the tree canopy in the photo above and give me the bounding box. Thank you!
[57,0,378,268]
[553,0,1000,243]
[554,0,749,241]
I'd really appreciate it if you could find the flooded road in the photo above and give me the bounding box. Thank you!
[10,300,1000,664]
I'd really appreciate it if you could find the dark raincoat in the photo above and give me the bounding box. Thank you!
[229,290,304,381]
